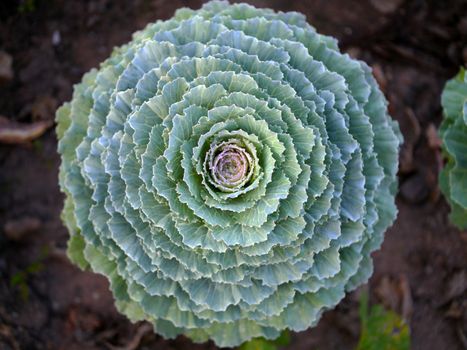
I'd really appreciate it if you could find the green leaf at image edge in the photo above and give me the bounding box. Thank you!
[439,67,467,230]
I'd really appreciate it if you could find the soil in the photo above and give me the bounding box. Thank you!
[1,0,466,349]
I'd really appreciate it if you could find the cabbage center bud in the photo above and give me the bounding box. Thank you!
[205,139,256,193]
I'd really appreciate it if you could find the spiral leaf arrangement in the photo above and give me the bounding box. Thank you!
[439,67,467,229]
[56,1,402,347]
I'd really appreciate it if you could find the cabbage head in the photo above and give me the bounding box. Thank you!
[439,67,467,230]
[56,1,402,347]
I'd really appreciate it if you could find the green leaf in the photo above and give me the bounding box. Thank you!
[357,293,411,350]
[238,330,291,350]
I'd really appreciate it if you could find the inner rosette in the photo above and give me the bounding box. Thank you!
[206,138,255,192]
[179,111,293,235]
[200,130,262,197]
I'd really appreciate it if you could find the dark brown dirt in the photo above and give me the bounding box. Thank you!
[1,1,466,349]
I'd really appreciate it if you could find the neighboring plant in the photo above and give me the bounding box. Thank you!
[56,1,402,347]
[357,293,410,350]
[439,67,467,229]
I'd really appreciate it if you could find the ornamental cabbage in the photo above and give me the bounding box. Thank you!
[56,1,402,347]
[439,67,467,229]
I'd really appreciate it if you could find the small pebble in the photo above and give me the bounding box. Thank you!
[0,51,13,83]
[400,173,429,204]
[52,30,61,46]
[370,0,404,14]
